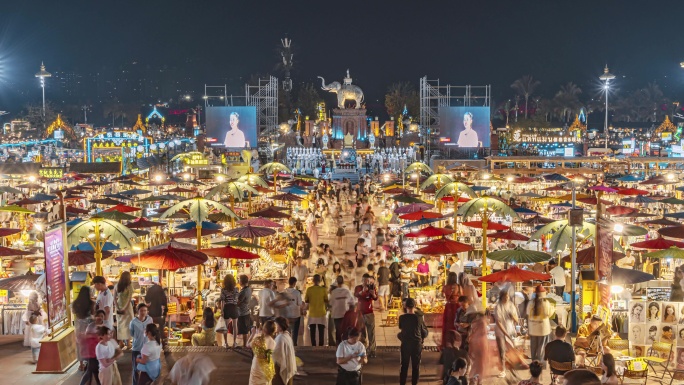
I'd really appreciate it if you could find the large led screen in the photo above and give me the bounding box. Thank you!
[439,106,491,148]
[205,106,257,148]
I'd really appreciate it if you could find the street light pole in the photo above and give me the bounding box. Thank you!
[35,62,52,125]
[570,184,578,333]
[600,66,616,149]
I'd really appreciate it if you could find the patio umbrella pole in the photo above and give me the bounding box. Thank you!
[95,220,102,276]
[594,191,603,306]
[481,200,489,309]
[196,225,203,311]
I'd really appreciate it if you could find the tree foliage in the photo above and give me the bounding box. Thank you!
[385,82,419,118]
[294,82,323,119]
[511,75,540,119]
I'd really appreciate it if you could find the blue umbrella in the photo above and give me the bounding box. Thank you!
[543,173,570,182]
[71,242,120,252]
[611,265,654,284]
[176,221,223,230]
[471,186,490,192]
[664,212,684,219]
[106,193,134,200]
[280,186,309,195]
[31,193,57,201]
[66,218,84,227]
[400,217,442,229]
[551,202,572,207]
[514,207,539,215]
[618,175,643,182]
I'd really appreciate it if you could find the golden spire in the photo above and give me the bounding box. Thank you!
[45,114,76,140]
[655,115,676,134]
[568,114,586,133]
[132,114,146,133]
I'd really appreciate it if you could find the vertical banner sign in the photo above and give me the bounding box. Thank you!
[597,226,613,281]
[45,226,67,329]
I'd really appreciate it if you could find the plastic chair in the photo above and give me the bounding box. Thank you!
[644,341,673,379]
[607,338,630,356]
[548,360,573,385]
[622,358,648,385]
[384,309,398,326]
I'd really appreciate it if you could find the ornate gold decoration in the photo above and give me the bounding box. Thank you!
[45,114,76,140]
[655,115,676,134]
[132,114,146,133]
[568,114,587,133]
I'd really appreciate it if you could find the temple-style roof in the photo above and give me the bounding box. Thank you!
[45,114,77,140]
[132,114,146,133]
[655,115,676,134]
[568,114,587,132]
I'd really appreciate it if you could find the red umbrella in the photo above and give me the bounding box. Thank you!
[478,266,551,283]
[0,246,34,257]
[200,246,259,260]
[224,224,276,238]
[116,245,208,270]
[68,250,113,266]
[487,230,530,241]
[66,206,89,214]
[0,229,21,237]
[405,225,455,238]
[237,217,283,228]
[588,185,618,193]
[103,203,141,213]
[422,185,437,194]
[462,221,510,231]
[617,187,649,196]
[249,207,290,219]
[658,225,684,239]
[615,211,656,218]
[126,217,167,229]
[271,193,303,202]
[631,237,684,250]
[512,176,537,183]
[559,246,625,264]
[254,186,273,193]
[577,197,612,205]
[399,211,444,220]
[171,228,222,239]
[414,238,473,255]
[394,202,435,214]
[440,196,471,203]
[606,205,638,216]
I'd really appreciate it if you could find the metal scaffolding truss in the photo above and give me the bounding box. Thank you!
[246,75,279,159]
[420,77,491,157]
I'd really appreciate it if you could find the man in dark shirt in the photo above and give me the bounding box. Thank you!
[237,275,253,348]
[398,298,425,385]
[545,325,575,373]
[145,281,168,346]
[377,260,390,310]
[354,273,379,357]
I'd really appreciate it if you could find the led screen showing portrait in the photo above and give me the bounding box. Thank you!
[439,106,491,148]
[205,106,257,148]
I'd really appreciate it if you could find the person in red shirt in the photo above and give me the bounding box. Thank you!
[354,273,378,357]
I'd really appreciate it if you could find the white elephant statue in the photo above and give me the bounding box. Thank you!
[318,76,364,109]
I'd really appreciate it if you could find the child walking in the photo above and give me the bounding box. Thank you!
[96,326,123,385]
[29,314,46,363]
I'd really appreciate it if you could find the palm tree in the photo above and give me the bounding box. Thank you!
[511,75,541,119]
[553,82,582,122]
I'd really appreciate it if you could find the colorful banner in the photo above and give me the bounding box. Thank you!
[597,225,613,281]
[44,225,67,328]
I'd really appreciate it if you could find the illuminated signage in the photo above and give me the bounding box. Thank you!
[39,167,65,179]
[183,153,209,166]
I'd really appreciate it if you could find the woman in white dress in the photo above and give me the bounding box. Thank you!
[272,317,297,385]
[248,320,277,385]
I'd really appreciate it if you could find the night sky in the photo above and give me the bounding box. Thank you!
[2,0,684,108]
